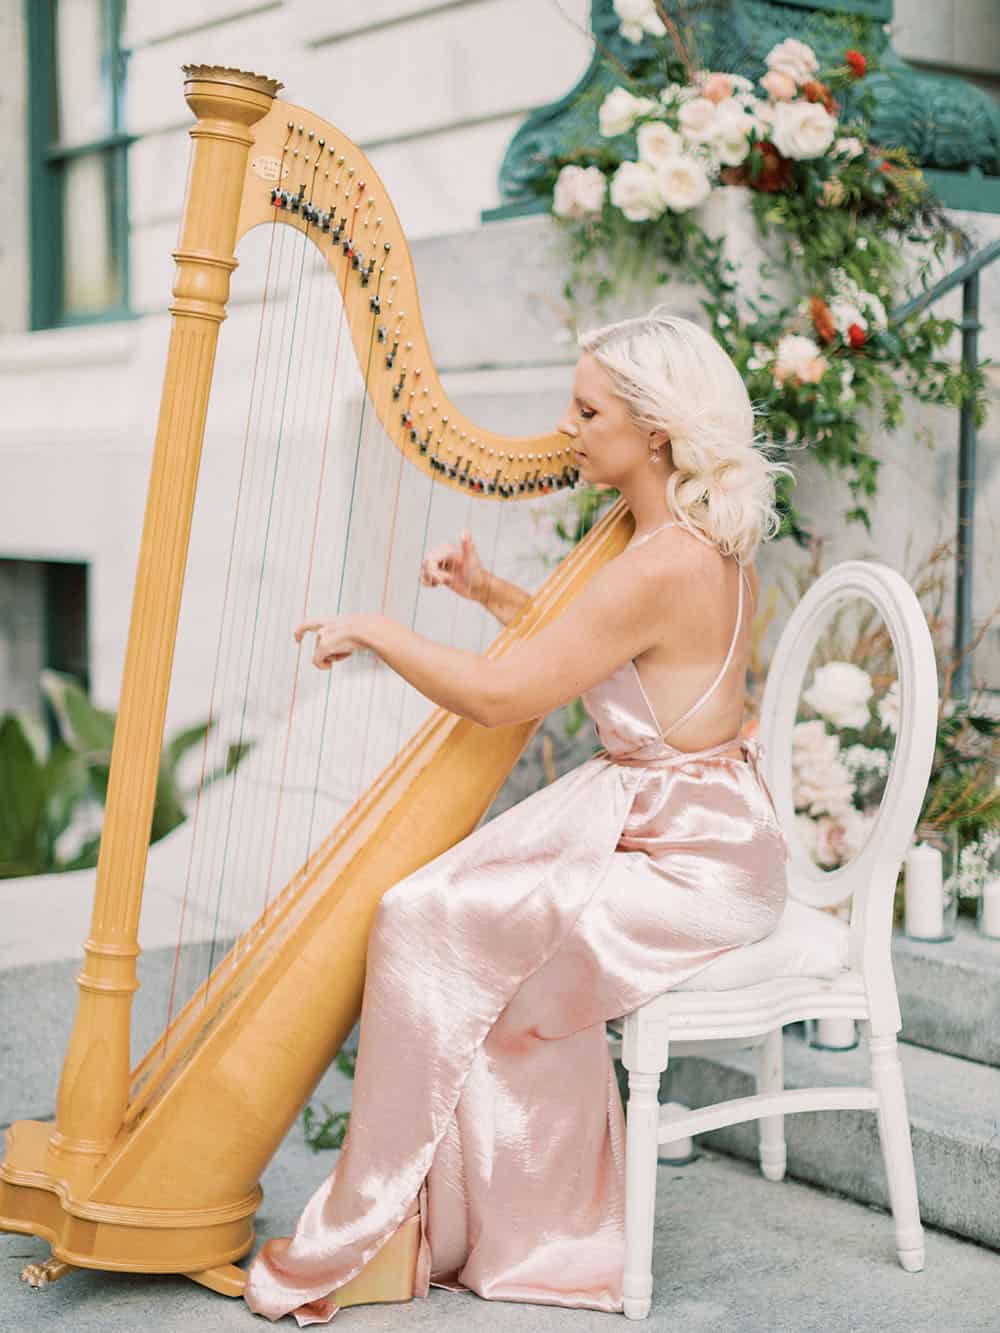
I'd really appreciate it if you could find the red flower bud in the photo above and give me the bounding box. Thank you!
[845,49,867,78]
[847,323,867,348]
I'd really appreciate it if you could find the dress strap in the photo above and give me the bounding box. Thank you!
[627,519,680,550]
[660,558,748,743]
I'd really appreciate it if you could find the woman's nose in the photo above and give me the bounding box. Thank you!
[557,414,577,438]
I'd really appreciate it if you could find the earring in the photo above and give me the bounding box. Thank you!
[649,449,662,464]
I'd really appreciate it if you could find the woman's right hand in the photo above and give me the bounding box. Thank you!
[420,529,487,602]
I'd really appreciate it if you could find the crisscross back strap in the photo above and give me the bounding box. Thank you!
[662,559,747,742]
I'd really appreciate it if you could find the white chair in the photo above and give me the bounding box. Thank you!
[607,560,939,1320]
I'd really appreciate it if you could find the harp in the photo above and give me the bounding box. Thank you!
[0,66,635,1297]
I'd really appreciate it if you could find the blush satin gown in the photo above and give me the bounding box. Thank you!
[243,520,790,1324]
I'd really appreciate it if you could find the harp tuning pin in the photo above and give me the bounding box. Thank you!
[338,155,345,165]
[384,241,391,252]
[547,452,553,460]
[297,124,304,133]
[308,129,315,139]
[318,137,325,147]
[287,120,294,129]
[406,341,413,349]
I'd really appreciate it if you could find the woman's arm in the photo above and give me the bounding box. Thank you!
[472,568,531,627]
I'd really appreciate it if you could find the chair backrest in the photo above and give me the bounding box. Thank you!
[758,561,939,1010]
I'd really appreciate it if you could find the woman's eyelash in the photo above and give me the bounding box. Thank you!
[579,407,595,419]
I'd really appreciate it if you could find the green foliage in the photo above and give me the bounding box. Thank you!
[302,1102,350,1153]
[0,670,252,878]
[301,1047,358,1152]
[547,39,989,550]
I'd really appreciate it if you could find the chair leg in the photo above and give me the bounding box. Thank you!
[621,1010,670,1320]
[755,1027,786,1182]
[868,1030,925,1272]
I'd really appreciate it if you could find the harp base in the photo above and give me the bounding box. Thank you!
[184,1212,422,1304]
[0,1118,256,1278]
[3,1119,419,1306]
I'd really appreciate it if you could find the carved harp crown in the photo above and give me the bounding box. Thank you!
[0,67,633,1294]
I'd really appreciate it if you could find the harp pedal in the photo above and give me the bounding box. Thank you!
[21,1257,76,1288]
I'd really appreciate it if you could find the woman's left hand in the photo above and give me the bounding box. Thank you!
[294,613,375,669]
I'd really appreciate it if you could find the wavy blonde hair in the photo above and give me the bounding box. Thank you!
[578,308,794,564]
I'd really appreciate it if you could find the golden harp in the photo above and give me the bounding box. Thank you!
[0,66,635,1298]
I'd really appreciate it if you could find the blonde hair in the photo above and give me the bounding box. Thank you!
[578,308,794,564]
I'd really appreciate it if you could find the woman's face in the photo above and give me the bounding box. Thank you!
[557,353,665,489]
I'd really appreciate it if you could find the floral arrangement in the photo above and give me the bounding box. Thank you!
[767,540,1000,911]
[946,827,1000,902]
[543,3,988,545]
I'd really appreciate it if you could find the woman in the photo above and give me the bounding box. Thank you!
[244,311,793,1324]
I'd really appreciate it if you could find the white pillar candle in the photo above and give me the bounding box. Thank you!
[904,841,944,939]
[815,1017,856,1048]
[980,876,1000,938]
[658,1101,694,1162]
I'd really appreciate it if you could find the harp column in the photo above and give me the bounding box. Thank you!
[48,67,281,1177]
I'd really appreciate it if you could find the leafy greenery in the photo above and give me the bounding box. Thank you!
[545,26,989,549]
[302,1048,358,1152]
[0,670,251,878]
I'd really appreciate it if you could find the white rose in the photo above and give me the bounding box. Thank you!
[654,153,712,211]
[752,101,777,134]
[860,290,888,329]
[832,136,865,160]
[637,120,684,167]
[829,295,867,338]
[771,101,837,160]
[792,719,841,768]
[599,86,658,138]
[776,333,823,380]
[765,37,819,85]
[678,96,719,143]
[794,754,856,820]
[609,160,666,221]
[614,0,666,43]
[552,164,608,219]
[877,678,900,733]
[803,661,874,730]
[842,743,890,778]
[708,98,756,165]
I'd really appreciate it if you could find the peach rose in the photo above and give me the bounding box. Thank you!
[701,72,735,104]
[760,70,796,101]
[800,356,829,384]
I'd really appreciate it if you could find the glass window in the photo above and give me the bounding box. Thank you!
[28,0,130,327]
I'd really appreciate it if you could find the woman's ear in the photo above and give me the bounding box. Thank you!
[649,429,670,451]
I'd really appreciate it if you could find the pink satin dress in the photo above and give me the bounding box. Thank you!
[243,521,790,1324]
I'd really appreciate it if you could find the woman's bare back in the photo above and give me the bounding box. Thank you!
[629,530,758,752]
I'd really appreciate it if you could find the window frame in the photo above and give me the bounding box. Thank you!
[26,0,135,329]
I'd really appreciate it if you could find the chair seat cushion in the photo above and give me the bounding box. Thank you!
[673,897,849,991]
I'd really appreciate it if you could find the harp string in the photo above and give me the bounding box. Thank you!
[150,178,533,1063]
[303,255,393,860]
[161,198,286,1050]
[258,237,351,924]
[238,221,333,926]
[204,215,314,981]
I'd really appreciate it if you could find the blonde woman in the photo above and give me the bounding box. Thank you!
[245,312,793,1325]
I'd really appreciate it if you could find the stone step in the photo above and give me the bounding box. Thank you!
[894,918,1000,1067]
[660,1027,1000,1254]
